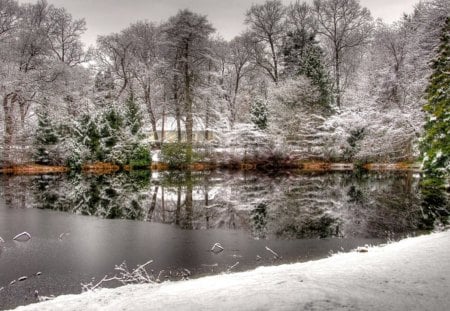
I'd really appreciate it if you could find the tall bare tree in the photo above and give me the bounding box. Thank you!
[97,31,135,98]
[47,6,87,66]
[313,0,372,108]
[286,1,317,34]
[245,0,285,83]
[227,32,254,127]
[372,21,409,106]
[127,21,162,141]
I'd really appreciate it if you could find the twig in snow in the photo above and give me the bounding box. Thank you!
[81,260,156,292]
[81,275,116,292]
[180,268,191,280]
[201,263,219,267]
[265,246,281,259]
[37,295,55,302]
[59,232,70,240]
[356,246,369,253]
[211,243,224,253]
[227,261,239,272]
[13,232,31,241]
[156,270,165,283]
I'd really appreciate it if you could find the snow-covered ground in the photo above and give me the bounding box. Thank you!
[13,231,450,311]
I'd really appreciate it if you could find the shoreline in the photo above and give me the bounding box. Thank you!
[0,162,421,175]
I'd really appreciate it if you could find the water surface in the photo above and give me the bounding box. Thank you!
[0,170,447,309]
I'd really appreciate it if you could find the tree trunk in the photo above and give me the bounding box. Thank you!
[3,93,18,166]
[335,49,341,109]
[173,74,182,142]
[205,59,212,141]
[184,46,193,163]
[269,37,278,83]
[184,171,193,229]
[145,87,159,142]
[146,186,159,222]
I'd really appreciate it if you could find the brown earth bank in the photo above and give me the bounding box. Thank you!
[0,161,420,175]
[0,164,69,175]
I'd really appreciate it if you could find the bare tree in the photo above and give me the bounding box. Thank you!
[313,0,372,108]
[16,0,51,73]
[127,21,162,141]
[286,1,317,34]
[372,21,409,107]
[47,6,87,66]
[227,32,254,127]
[97,31,135,98]
[245,0,285,83]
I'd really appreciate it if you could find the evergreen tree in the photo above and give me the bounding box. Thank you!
[99,108,124,163]
[78,114,102,161]
[420,17,450,186]
[282,29,331,107]
[251,99,268,130]
[124,95,143,136]
[34,101,60,165]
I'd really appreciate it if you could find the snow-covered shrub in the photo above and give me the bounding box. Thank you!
[213,123,293,169]
[160,143,201,169]
[129,145,151,169]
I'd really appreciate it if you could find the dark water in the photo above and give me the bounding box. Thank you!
[0,170,448,309]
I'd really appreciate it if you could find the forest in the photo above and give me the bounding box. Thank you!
[0,0,448,180]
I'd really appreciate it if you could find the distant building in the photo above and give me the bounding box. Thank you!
[149,116,215,143]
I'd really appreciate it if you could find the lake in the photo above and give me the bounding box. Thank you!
[0,170,448,309]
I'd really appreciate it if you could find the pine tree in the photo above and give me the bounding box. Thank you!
[282,29,331,108]
[251,99,268,130]
[123,95,150,168]
[34,101,59,165]
[102,108,123,146]
[124,95,143,136]
[420,17,450,186]
[78,114,102,161]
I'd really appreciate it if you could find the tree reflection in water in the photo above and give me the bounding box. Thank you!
[0,170,447,240]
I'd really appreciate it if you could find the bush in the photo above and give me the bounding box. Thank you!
[160,143,199,169]
[128,145,151,169]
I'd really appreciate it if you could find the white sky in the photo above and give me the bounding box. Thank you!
[19,0,420,46]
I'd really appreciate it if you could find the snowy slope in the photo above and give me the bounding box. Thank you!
[13,231,450,311]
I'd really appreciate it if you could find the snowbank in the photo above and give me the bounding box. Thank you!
[13,231,450,311]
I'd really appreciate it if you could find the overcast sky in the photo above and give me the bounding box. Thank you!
[19,0,420,46]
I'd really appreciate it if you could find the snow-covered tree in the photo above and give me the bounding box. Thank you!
[163,9,215,159]
[282,29,331,107]
[46,5,88,66]
[245,0,286,83]
[267,77,332,159]
[33,100,60,165]
[420,16,450,185]
[313,0,373,108]
[250,98,268,130]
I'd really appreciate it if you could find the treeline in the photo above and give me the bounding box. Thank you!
[0,0,448,171]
